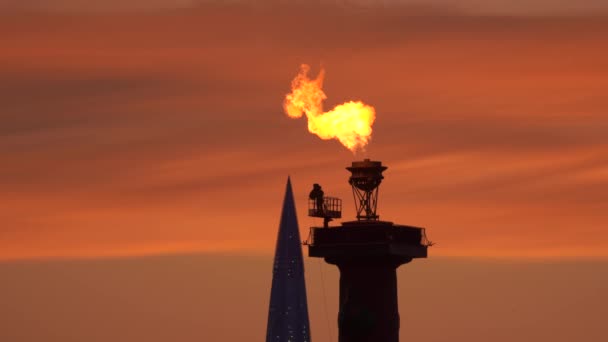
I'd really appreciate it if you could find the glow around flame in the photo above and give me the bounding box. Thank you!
[284,64,376,152]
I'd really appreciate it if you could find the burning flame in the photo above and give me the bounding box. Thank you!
[284,64,376,152]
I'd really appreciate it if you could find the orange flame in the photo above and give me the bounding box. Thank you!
[284,64,376,152]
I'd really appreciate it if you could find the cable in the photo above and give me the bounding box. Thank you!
[306,213,334,342]
[317,257,334,342]
[309,213,334,342]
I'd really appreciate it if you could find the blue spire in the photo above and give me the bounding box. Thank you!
[266,177,311,342]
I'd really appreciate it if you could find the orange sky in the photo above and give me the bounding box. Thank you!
[1,255,606,342]
[1,2,607,261]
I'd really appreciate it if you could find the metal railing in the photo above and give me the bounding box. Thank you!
[308,196,342,219]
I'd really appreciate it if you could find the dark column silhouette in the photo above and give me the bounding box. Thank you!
[266,177,311,342]
[308,160,429,342]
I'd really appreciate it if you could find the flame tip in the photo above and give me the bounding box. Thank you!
[283,64,376,152]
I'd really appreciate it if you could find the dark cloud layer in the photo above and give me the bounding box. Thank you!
[3,0,608,15]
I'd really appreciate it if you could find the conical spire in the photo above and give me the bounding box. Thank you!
[266,177,311,342]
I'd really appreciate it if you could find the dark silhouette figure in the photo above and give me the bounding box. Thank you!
[309,183,324,214]
[308,184,343,228]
